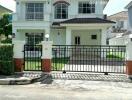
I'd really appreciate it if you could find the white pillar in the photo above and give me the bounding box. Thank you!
[13,40,25,72]
[41,41,53,59]
[101,28,107,58]
[13,40,25,59]
[101,28,107,45]
[126,41,132,78]
[41,41,53,72]
[66,28,72,45]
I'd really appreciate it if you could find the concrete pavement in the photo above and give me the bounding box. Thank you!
[0,79,132,100]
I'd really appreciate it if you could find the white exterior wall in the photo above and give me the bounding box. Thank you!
[50,29,102,45]
[128,6,132,30]
[109,35,129,45]
[50,28,66,45]
[71,30,101,45]
[52,0,104,22]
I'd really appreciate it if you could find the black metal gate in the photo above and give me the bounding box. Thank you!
[24,45,42,71]
[52,45,126,74]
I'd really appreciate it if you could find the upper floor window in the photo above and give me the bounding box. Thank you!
[26,3,44,20]
[78,2,95,14]
[54,3,68,19]
[118,21,124,28]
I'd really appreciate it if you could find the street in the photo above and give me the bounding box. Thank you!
[0,79,132,100]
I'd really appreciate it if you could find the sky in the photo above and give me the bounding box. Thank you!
[0,0,132,16]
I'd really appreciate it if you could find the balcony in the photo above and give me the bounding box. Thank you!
[13,13,51,22]
[12,13,51,29]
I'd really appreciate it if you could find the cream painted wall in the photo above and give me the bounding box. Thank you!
[71,30,101,45]
[13,29,45,41]
[50,28,66,45]
[50,29,101,45]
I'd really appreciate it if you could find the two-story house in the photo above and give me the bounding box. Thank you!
[12,0,115,45]
[125,1,132,31]
[107,11,128,39]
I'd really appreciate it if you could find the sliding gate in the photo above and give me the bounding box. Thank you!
[52,45,126,74]
[24,45,42,71]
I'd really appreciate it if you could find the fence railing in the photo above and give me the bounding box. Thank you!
[24,45,42,71]
[52,45,126,74]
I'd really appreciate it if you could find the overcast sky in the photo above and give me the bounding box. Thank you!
[0,0,131,16]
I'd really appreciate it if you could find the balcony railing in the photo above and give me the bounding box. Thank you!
[25,12,44,21]
[13,13,51,22]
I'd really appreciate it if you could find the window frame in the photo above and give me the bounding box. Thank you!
[54,3,68,19]
[25,3,44,21]
[78,2,95,14]
[91,35,97,40]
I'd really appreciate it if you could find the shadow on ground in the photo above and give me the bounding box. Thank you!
[40,72,132,84]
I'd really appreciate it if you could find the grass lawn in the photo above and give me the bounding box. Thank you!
[52,57,70,71]
[24,61,41,71]
[106,52,125,59]
[24,57,70,71]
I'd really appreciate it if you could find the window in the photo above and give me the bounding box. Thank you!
[91,35,97,40]
[79,2,95,14]
[54,3,68,19]
[75,36,80,45]
[26,3,44,20]
[25,33,44,45]
[118,21,124,28]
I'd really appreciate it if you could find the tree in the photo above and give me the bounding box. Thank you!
[0,13,12,37]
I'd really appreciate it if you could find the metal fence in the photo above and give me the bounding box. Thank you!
[24,45,42,71]
[52,45,126,74]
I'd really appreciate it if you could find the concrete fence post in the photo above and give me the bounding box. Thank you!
[126,41,132,79]
[41,41,53,73]
[13,40,25,72]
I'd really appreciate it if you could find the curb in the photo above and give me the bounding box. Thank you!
[0,73,50,85]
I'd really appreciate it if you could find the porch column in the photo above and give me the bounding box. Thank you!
[101,28,107,45]
[66,28,72,45]
[126,41,132,79]
[101,28,107,58]
[13,40,25,72]
[41,41,53,73]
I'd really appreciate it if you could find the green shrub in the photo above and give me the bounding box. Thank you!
[1,38,12,44]
[0,45,14,75]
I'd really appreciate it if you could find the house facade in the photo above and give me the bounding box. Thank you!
[125,1,132,31]
[0,5,12,17]
[107,11,128,39]
[12,0,114,45]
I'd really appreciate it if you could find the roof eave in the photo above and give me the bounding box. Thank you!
[125,1,132,9]
[60,23,114,27]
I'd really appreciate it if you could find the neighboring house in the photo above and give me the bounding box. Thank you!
[109,2,132,45]
[125,1,132,31]
[107,11,128,39]
[13,0,115,45]
[0,5,12,17]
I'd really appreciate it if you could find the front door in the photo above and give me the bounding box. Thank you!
[75,36,80,45]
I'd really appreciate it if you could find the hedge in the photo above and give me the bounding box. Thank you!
[0,44,14,75]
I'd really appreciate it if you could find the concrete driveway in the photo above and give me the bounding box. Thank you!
[0,77,132,100]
